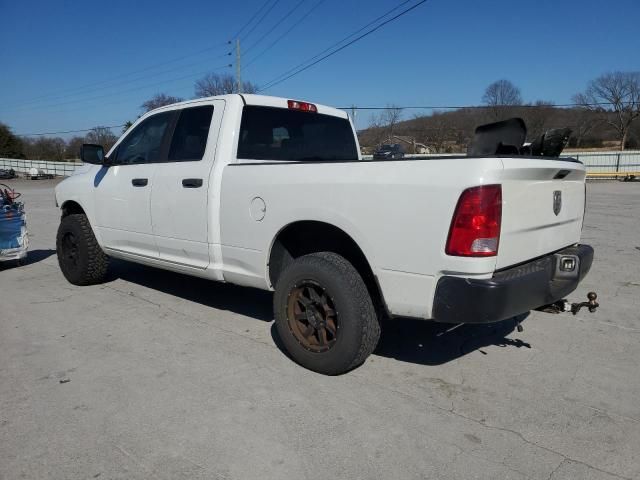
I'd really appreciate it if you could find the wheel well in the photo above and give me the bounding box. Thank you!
[268,221,386,313]
[61,201,85,218]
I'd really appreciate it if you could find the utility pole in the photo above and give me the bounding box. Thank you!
[350,105,357,128]
[236,39,242,94]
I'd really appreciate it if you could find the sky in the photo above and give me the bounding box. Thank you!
[0,0,638,137]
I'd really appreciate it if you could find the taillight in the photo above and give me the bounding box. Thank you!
[287,100,317,112]
[446,185,502,257]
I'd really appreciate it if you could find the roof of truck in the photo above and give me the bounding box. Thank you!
[146,94,348,120]
[241,94,348,119]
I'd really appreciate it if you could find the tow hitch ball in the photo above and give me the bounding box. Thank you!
[570,292,600,314]
[537,292,600,316]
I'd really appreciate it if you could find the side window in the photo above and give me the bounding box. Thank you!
[116,112,172,164]
[168,105,214,162]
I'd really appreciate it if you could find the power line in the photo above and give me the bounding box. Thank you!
[17,124,126,137]
[244,0,327,70]
[6,43,231,109]
[339,102,619,110]
[241,0,282,42]
[243,0,306,55]
[258,0,414,87]
[4,53,233,111]
[5,64,232,114]
[259,0,425,91]
[4,0,318,111]
[217,0,283,93]
[232,0,274,40]
[9,0,306,109]
[17,100,614,137]
[258,0,420,91]
[12,87,186,118]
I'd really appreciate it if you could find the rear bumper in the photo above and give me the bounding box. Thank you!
[432,244,594,323]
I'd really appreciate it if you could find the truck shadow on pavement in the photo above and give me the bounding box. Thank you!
[373,314,531,366]
[109,259,532,367]
[108,260,274,322]
[269,314,532,368]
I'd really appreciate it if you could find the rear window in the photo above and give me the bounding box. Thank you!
[237,106,358,161]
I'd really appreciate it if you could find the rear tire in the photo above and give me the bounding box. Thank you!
[273,252,380,375]
[56,214,108,285]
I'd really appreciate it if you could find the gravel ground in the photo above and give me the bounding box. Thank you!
[0,179,638,480]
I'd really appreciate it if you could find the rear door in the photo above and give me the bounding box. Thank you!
[150,100,224,269]
[496,157,586,269]
[94,111,174,258]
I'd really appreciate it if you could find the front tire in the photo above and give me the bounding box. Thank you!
[273,252,381,375]
[56,214,109,285]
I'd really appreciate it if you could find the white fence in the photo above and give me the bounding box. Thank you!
[363,150,640,174]
[560,151,640,174]
[2,151,640,177]
[0,158,82,177]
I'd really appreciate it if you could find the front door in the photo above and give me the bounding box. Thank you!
[93,111,174,259]
[150,101,224,269]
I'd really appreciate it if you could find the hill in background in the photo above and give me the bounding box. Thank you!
[357,106,640,154]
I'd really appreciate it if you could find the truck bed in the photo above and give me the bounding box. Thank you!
[219,155,586,318]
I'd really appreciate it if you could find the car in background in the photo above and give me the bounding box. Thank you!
[373,143,405,160]
[0,169,16,180]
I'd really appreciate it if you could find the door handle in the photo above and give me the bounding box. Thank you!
[131,178,148,187]
[182,178,203,188]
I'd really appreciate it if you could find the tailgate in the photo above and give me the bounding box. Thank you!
[496,157,586,269]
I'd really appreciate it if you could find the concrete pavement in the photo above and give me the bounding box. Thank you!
[1,179,638,480]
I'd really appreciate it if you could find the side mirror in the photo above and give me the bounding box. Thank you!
[80,144,105,165]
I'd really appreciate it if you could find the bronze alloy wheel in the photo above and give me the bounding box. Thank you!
[286,281,339,353]
[274,252,381,374]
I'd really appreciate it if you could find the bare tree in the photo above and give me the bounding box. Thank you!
[418,112,457,153]
[47,137,65,161]
[522,100,555,139]
[85,127,118,152]
[194,73,258,97]
[363,105,403,146]
[569,93,602,148]
[21,137,66,160]
[575,71,640,150]
[140,93,184,113]
[65,136,85,160]
[482,80,523,119]
[364,114,387,147]
[0,122,25,158]
[380,104,403,141]
[121,120,134,134]
[629,119,640,149]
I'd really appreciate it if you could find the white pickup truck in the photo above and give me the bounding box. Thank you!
[55,94,595,374]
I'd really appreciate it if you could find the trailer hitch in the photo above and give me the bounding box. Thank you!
[537,292,599,315]
[569,292,599,314]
